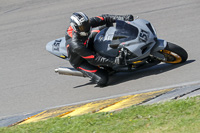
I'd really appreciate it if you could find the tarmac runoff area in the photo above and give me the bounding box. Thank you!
[1,82,200,127]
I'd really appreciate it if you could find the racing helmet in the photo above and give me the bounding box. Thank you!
[70,12,90,36]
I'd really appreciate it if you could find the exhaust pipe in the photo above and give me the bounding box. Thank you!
[55,67,85,77]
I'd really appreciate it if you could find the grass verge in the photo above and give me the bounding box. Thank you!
[1,96,200,133]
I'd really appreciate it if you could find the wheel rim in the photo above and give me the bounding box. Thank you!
[161,50,182,63]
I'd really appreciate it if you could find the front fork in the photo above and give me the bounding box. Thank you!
[115,47,126,65]
[150,39,167,61]
[115,39,168,67]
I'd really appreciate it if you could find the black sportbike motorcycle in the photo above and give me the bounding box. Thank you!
[46,19,188,79]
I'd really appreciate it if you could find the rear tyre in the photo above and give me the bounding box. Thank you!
[161,42,188,64]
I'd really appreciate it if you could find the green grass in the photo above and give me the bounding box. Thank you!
[1,96,200,133]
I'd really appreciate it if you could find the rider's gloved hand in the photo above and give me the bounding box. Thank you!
[102,14,134,22]
[124,14,134,21]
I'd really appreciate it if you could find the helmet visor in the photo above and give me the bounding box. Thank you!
[78,20,90,33]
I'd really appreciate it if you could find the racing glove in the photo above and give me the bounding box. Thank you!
[102,14,134,22]
[101,14,134,27]
[89,54,124,67]
[92,55,115,67]
[113,14,134,21]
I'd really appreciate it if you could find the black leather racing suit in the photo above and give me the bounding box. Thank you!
[65,14,133,86]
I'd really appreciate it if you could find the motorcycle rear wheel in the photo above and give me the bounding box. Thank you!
[161,42,188,64]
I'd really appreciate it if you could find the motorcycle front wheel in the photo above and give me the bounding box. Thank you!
[161,42,188,64]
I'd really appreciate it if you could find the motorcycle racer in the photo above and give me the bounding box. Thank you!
[65,12,133,86]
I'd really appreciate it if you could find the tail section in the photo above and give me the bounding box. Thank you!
[46,37,68,59]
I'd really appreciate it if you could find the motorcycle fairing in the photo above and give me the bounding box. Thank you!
[94,27,119,57]
[46,19,168,63]
[94,19,163,62]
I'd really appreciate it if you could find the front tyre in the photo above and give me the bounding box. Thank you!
[161,42,188,64]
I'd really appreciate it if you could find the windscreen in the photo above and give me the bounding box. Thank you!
[113,20,139,43]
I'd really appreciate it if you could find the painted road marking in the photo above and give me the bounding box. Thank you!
[14,88,173,126]
[98,88,172,112]
[19,104,84,125]
[61,95,130,117]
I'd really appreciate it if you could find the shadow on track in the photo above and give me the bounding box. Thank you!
[108,60,195,86]
[73,60,194,88]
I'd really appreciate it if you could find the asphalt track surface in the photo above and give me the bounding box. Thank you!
[1,0,200,119]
